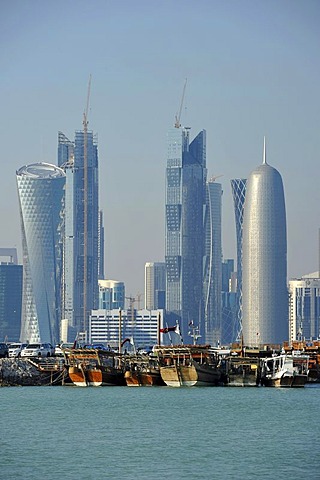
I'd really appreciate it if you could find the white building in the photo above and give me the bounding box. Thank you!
[289,274,320,343]
[145,262,165,310]
[89,309,165,348]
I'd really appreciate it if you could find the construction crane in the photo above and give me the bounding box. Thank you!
[83,74,91,337]
[209,174,223,183]
[174,78,187,128]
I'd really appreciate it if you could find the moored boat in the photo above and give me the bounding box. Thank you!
[224,356,261,387]
[154,345,221,387]
[261,354,308,387]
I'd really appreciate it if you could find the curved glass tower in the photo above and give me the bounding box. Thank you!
[231,178,247,340]
[242,141,287,345]
[17,163,65,344]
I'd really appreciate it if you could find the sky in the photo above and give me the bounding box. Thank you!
[1,0,319,300]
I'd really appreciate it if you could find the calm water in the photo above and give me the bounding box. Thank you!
[1,385,320,480]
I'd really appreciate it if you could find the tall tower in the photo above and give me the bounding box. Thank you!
[231,178,247,340]
[16,163,65,344]
[58,129,99,340]
[242,139,288,345]
[165,125,207,340]
[203,178,222,344]
[145,262,166,310]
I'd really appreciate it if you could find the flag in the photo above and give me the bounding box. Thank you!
[160,326,177,334]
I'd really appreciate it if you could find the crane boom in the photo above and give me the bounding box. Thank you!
[174,78,187,128]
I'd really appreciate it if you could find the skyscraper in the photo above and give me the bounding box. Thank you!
[231,178,247,340]
[242,140,287,345]
[165,125,207,340]
[58,129,99,339]
[203,179,222,344]
[289,275,320,342]
[145,262,166,310]
[16,163,65,344]
[0,249,22,342]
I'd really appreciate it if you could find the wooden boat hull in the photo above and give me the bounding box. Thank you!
[86,368,103,387]
[125,370,165,387]
[100,366,126,386]
[68,365,87,387]
[160,363,220,387]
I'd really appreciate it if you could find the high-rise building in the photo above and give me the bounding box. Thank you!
[221,259,237,344]
[58,129,99,339]
[231,178,247,340]
[98,210,105,280]
[0,249,22,342]
[16,163,65,344]
[242,140,287,345]
[98,280,125,310]
[165,125,207,340]
[145,262,166,310]
[289,274,320,342]
[203,179,222,344]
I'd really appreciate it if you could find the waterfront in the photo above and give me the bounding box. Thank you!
[1,386,320,479]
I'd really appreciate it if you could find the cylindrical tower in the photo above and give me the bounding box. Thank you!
[16,163,65,345]
[242,140,288,345]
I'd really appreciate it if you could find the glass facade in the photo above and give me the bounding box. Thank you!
[242,155,287,345]
[58,130,99,338]
[203,180,222,345]
[98,280,125,310]
[16,163,65,344]
[165,126,207,340]
[0,264,23,342]
[289,278,320,342]
[231,178,247,340]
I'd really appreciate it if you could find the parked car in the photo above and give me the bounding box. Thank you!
[21,343,54,358]
[8,343,27,358]
[54,343,74,356]
[0,343,9,358]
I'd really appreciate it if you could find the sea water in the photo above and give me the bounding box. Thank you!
[1,385,319,480]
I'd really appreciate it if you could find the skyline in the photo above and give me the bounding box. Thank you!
[1,0,320,297]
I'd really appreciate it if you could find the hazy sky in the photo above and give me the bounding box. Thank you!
[1,0,319,300]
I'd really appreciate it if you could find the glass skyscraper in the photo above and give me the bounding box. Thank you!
[16,163,65,344]
[165,126,207,340]
[145,262,166,310]
[231,178,247,340]
[203,179,222,344]
[0,249,22,342]
[58,129,100,339]
[242,141,287,345]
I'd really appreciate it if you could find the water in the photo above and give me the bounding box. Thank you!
[1,385,320,480]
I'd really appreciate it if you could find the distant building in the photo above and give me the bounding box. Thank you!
[89,309,164,348]
[221,259,237,344]
[203,179,222,345]
[0,249,22,342]
[16,163,65,344]
[165,125,207,340]
[98,280,125,310]
[145,262,166,310]
[242,140,287,345]
[58,129,100,339]
[289,275,320,342]
[231,178,246,340]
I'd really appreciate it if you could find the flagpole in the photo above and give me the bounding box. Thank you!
[157,312,161,346]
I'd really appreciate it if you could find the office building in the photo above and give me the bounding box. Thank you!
[89,308,164,348]
[231,178,247,340]
[165,125,207,340]
[289,274,320,342]
[98,280,125,310]
[145,262,166,310]
[242,140,287,345]
[16,163,65,344]
[0,249,22,342]
[58,128,99,339]
[203,179,222,344]
[221,259,237,344]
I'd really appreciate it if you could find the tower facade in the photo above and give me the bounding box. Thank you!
[203,179,222,344]
[242,141,287,345]
[165,126,207,340]
[58,130,99,339]
[0,249,22,342]
[231,178,246,340]
[289,276,320,342]
[16,163,65,344]
[145,262,166,310]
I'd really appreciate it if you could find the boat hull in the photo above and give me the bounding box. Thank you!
[160,363,220,387]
